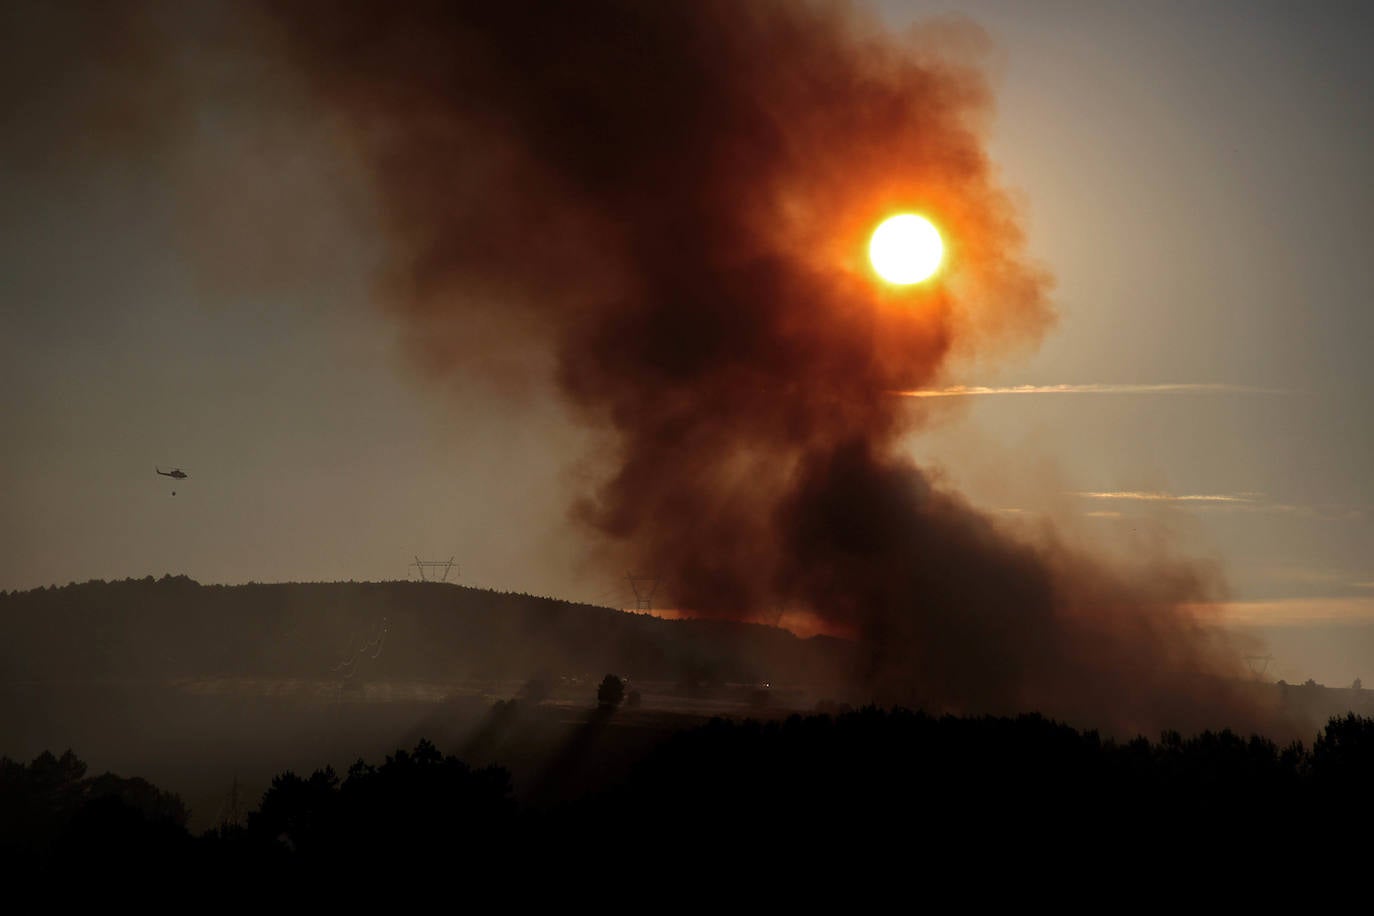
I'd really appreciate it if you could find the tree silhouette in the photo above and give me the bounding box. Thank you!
[597,674,625,709]
[244,739,514,870]
[0,749,189,873]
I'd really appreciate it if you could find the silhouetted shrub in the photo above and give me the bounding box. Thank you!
[597,674,625,709]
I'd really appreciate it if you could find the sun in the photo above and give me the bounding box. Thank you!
[869,214,943,284]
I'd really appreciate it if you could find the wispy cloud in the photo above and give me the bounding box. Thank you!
[1073,491,1258,504]
[1070,491,1363,521]
[895,382,1277,398]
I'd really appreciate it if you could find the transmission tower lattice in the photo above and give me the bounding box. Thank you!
[411,556,457,582]
[217,775,246,830]
[627,573,660,612]
[1244,654,1275,679]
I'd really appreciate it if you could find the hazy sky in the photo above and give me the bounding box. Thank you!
[3,1,1372,681]
[878,2,1374,625]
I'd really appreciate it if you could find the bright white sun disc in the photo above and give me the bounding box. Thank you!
[869,214,943,284]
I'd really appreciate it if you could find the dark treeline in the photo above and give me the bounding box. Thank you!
[5,708,1373,886]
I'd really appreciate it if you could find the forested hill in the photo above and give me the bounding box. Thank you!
[0,576,851,687]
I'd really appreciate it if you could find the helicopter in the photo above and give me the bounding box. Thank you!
[156,466,189,480]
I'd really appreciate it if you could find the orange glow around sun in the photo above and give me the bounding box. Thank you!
[869,213,943,284]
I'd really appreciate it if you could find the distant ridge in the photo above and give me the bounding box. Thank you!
[0,576,851,687]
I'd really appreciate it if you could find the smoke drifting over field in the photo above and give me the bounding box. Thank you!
[252,0,1273,731]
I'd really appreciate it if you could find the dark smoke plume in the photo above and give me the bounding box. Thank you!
[264,1,1270,732]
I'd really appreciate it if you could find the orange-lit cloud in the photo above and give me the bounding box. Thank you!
[896,382,1276,398]
[1194,597,1374,627]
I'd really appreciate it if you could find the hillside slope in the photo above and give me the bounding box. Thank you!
[0,576,852,688]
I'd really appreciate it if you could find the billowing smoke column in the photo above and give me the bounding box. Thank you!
[271,0,1266,731]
